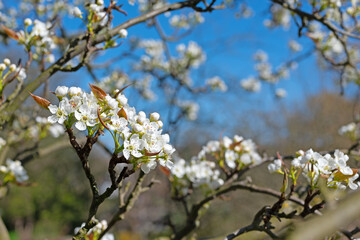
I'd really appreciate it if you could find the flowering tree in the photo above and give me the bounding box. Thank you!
[1,0,360,239]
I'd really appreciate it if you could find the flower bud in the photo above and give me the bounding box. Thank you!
[97,0,104,5]
[3,58,10,66]
[24,18,32,26]
[0,63,6,71]
[9,64,16,72]
[69,86,82,96]
[137,111,146,124]
[0,166,7,172]
[29,92,51,109]
[150,112,160,121]
[90,4,98,11]
[133,123,143,132]
[119,29,128,38]
[55,86,69,97]
[157,120,163,128]
[72,7,82,18]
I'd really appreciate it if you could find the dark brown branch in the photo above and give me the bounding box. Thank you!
[98,170,150,238]
[171,180,304,240]
[224,206,280,240]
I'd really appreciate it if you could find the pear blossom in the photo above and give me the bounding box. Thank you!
[24,18,32,26]
[206,76,227,92]
[268,159,282,173]
[55,86,69,97]
[48,99,72,124]
[1,159,28,183]
[37,85,175,174]
[0,63,6,71]
[275,88,287,98]
[119,29,128,38]
[331,149,353,175]
[150,112,160,121]
[69,86,82,96]
[71,7,82,18]
[288,40,302,52]
[3,58,10,65]
[108,115,128,133]
[123,134,144,159]
[225,150,238,169]
[74,105,98,131]
[240,77,261,92]
[274,149,359,190]
[172,158,186,178]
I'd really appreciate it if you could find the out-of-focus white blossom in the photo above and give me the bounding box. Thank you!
[206,76,227,92]
[0,159,28,183]
[171,135,262,193]
[240,77,261,92]
[268,159,282,173]
[253,50,268,62]
[178,101,199,121]
[264,4,291,30]
[169,12,204,29]
[71,7,82,18]
[0,137,6,151]
[289,40,302,52]
[119,29,128,38]
[275,88,287,98]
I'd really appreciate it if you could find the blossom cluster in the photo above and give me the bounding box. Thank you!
[74,219,114,240]
[176,100,199,121]
[170,135,262,192]
[240,50,295,97]
[137,0,167,13]
[135,40,206,86]
[172,157,224,191]
[169,12,204,29]
[268,149,360,190]
[205,135,263,169]
[0,159,29,183]
[264,4,291,30]
[17,18,56,59]
[33,85,175,174]
[86,0,108,28]
[206,76,228,92]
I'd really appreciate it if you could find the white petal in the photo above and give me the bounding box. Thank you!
[132,150,143,158]
[48,115,58,124]
[75,121,87,131]
[48,105,58,114]
[123,149,130,160]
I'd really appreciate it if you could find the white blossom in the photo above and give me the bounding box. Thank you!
[240,77,261,92]
[119,29,128,38]
[1,159,28,182]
